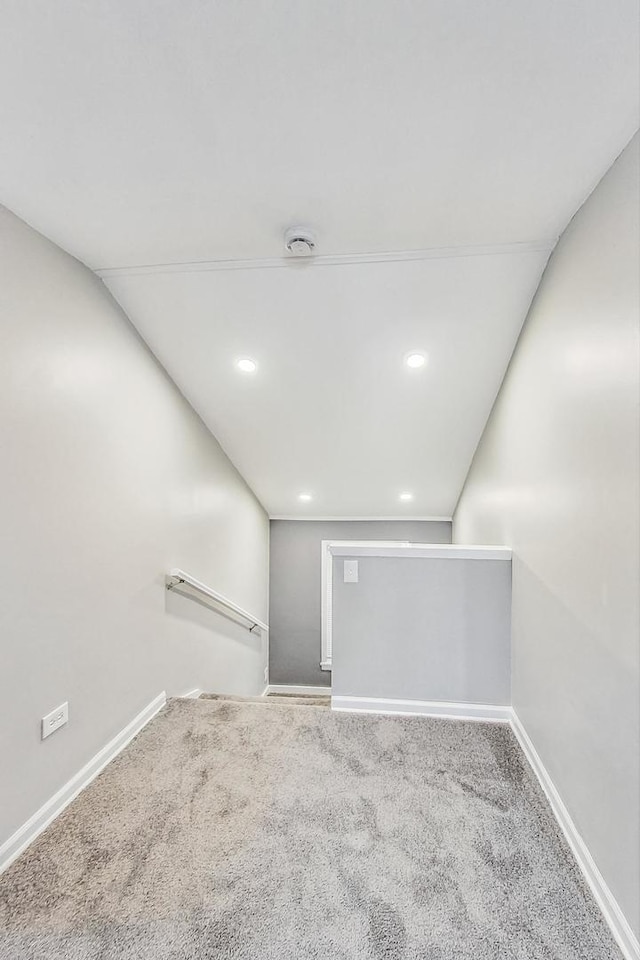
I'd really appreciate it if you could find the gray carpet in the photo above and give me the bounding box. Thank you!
[0,698,621,959]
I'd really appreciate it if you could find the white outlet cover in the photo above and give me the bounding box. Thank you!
[344,560,359,583]
[41,701,69,740]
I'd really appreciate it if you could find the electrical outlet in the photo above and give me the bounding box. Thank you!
[41,702,68,740]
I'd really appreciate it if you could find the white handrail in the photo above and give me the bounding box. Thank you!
[166,568,268,634]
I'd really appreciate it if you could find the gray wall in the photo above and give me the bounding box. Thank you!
[269,520,451,685]
[0,206,269,849]
[453,134,639,937]
[332,555,511,704]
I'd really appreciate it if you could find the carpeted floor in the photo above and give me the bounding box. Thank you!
[0,698,621,959]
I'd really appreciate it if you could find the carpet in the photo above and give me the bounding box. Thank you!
[0,698,621,959]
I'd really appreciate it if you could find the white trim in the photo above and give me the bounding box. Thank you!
[332,696,511,722]
[0,692,167,876]
[97,239,556,279]
[510,710,639,960]
[320,539,333,670]
[266,684,331,697]
[179,688,202,699]
[329,543,512,560]
[270,515,453,522]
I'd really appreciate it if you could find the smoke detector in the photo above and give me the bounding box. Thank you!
[285,227,316,257]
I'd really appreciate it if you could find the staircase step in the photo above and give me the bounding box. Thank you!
[198,692,331,707]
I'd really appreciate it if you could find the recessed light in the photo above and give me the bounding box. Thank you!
[298,493,313,502]
[399,492,414,502]
[404,351,427,369]
[236,357,257,373]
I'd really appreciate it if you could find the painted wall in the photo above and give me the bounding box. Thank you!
[453,134,640,937]
[269,519,451,686]
[331,553,511,705]
[0,206,269,849]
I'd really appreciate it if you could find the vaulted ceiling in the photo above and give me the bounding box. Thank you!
[1,1,638,517]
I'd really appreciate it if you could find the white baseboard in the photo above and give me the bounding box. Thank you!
[331,696,510,722]
[0,692,167,877]
[267,684,331,697]
[179,687,203,699]
[510,710,639,960]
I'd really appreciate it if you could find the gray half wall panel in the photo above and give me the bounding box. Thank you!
[331,555,511,704]
[269,520,451,686]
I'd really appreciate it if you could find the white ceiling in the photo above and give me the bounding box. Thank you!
[1,2,638,517]
[104,247,551,517]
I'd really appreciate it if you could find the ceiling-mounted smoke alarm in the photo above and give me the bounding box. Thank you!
[285,227,316,257]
